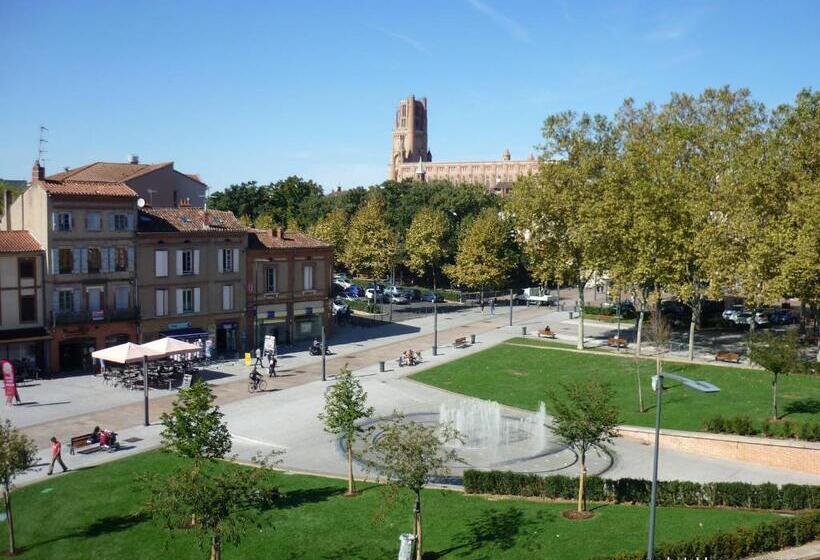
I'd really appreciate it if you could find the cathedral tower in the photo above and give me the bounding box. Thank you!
[388,95,431,180]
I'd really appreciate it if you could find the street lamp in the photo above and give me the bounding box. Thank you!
[433,299,438,356]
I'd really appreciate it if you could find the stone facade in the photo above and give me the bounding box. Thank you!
[387,95,540,194]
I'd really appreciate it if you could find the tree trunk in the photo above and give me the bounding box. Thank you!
[346,439,356,496]
[636,311,644,357]
[577,452,586,512]
[4,485,15,556]
[687,318,696,361]
[210,535,221,560]
[772,373,779,420]
[577,281,585,350]
[414,492,423,560]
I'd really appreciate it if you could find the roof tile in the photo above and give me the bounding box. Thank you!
[41,180,138,198]
[138,207,249,233]
[249,229,332,250]
[0,231,44,253]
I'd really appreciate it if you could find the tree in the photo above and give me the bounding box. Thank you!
[160,380,232,469]
[310,207,349,263]
[405,208,448,289]
[509,111,619,350]
[343,191,395,279]
[548,379,619,514]
[366,412,461,560]
[748,332,802,420]
[318,365,374,496]
[444,208,516,293]
[208,181,271,223]
[0,420,38,555]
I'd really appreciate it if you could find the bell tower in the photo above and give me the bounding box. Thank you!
[388,95,430,180]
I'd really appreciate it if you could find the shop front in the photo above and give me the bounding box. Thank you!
[0,327,51,376]
[292,300,325,341]
[159,321,210,345]
[51,322,137,375]
[216,321,238,355]
[255,303,289,348]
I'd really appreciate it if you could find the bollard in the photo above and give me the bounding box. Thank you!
[568,311,574,320]
[521,326,527,336]
[379,361,385,373]
[470,334,476,344]
[432,346,438,356]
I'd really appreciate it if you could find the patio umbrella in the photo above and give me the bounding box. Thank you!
[140,337,200,358]
[91,342,164,426]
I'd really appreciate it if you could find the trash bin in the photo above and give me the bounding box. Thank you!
[568,311,574,320]
[521,326,527,336]
[470,334,476,344]
[379,361,385,373]
[398,533,416,560]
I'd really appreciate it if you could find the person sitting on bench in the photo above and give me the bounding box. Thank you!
[87,426,101,445]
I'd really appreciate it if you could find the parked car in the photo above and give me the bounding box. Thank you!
[753,309,770,327]
[660,301,692,326]
[384,285,403,297]
[768,309,797,325]
[331,298,350,315]
[731,311,754,327]
[722,305,744,323]
[389,293,410,304]
[422,292,444,303]
[333,275,352,289]
[344,285,365,298]
[406,288,423,301]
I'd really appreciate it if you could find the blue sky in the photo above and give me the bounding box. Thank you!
[1,1,817,192]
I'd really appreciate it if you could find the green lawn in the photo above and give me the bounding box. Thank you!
[0,452,780,560]
[412,338,820,432]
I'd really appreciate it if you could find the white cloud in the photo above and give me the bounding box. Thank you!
[373,26,430,56]
[466,0,532,44]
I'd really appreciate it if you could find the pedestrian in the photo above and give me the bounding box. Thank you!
[254,347,263,368]
[489,298,495,315]
[47,436,68,475]
[267,353,277,378]
[480,299,485,315]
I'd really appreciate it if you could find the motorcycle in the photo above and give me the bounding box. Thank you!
[309,344,330,356]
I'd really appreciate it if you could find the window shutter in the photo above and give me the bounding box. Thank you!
[155,290,164,316]
[155,250,165,277]
[127,247,135,272]
[222,285,231,310]
[51,212,57,231]
[80,247,88,273]
[68,213,74,231]
[176,251,183,276]
[52,290,60,312]
[72,248,81,274]
[108,213,115,231]
[193,250,200,275]
[217,249,224,273]
[50,249,58,274]
[176,289,183,314]
[232,248,239,272]
[193,287,201,312]
[72,288,81,312]
[100,248,108,273]
[127,213,134,231]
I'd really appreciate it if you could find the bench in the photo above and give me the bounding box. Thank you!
[607,337,628,348]
[537,328,556,339]
[715,351,741,364]
[453,337,469,349]
[69,433,100,455]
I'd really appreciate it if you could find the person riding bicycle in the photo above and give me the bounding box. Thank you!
[249,367,263,391]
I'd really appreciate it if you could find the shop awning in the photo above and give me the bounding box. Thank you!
[0,327,52,343]
[160,327,209,340]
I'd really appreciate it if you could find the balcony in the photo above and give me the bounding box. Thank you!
[53,306,139,325]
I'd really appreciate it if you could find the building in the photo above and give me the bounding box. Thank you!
[246,228,333,348]
[1,162,139,373]
[0,231,50,372]
[136,206,248,355]
[387,95,540,194]
[46,156,207,208]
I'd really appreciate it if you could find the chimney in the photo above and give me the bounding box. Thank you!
[179,197,190,207]
[128,154,139,164]
[275,226,285,239]
[336,186,341,193]
[31,161,45,182]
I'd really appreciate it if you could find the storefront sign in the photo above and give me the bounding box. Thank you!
[91,310,105,321]
[2,360,16,397]
[264,335,276,354]
[168,322,192,330]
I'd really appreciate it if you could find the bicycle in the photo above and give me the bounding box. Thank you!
[248,378,267,393]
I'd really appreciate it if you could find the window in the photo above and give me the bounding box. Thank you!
[87,287,103,313]
[87,248,102,273]
[113,214,129,232]
[19,295,36,323]
[222,285,233,311]
[182,288,194,313]
[222,249,233,273]
[115,248,128,272]
[155,289,168,316]
[115,286,129,311]
[58,249,73,274]
[53,212,72,232]
[86,212,102,231]
[155,250,168,277]
[58,290,74,313]
[182,250,193,275]
[18,258,35,280]
[265,266,276,293]
[303,264,314,291]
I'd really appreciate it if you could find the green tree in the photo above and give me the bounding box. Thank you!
[405,208,448,289]
[343,191,395,279]
[310,207,349,263]
[548,379,619,513]
[160,380,232,468]
[366,412,461,560]
[444,208,515,292]
[748,332,803,420]
[0,420,37,555]
[208,181,271,223]
[318,365,374,496]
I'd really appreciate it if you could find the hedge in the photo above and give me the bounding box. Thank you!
[462,470,820,511]
[597,511,819,560]
[703,414,820,442]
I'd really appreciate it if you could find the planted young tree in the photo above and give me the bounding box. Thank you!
[405,207,448,290]
[548,379,619,515]
[367,412,461,560]
[0,420,37,556]
[749,331,802,420]
[318,365,374,496]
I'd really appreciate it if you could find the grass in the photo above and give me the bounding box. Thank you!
[0,451,780,560]
[411,338,820,432]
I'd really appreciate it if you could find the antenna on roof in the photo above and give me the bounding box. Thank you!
[37,126,48,164]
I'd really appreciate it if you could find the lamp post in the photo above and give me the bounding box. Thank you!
[321,324,326,382]
[142,355,149,426]
[433,299,438,356]
[508,289,513,326]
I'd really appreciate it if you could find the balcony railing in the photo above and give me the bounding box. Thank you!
[53,306,139,325]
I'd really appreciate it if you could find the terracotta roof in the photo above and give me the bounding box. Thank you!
[48,162,172,183]
[40,180,138,198]
[0,231,44,253]
[249,229,332,250]
[138,207,249,233]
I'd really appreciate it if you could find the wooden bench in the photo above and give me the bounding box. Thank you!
[607,337,628,348]
[69,433,100,455]
[715,351,741,363]
[453,337,469,349]
[537,328,556,339]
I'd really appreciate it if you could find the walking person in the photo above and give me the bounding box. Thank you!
[480,299,485,315]
[253,347,264,369]
[47,436,68,475]
[267,351,277,378]
[489,298,495,316]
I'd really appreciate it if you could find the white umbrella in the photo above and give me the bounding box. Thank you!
[91,342,163,364]
[140,337,200,357]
